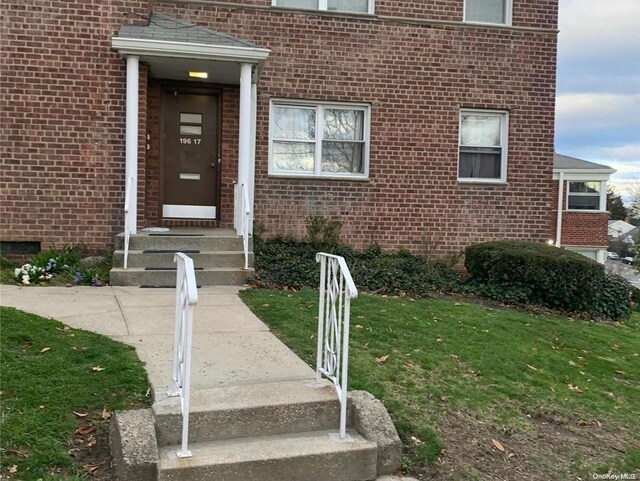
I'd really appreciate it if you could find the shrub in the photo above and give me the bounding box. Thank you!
[252,236,462,296]
[465,241,631,320]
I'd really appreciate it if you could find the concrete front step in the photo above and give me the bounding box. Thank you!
[157,429,378,481]
[110,267,253,287]
[154,380,342,446]
[113,250,253,269]
[115,232,251,252]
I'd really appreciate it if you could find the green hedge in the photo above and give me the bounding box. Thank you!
[465,241,631,320]
[253,237,462,297]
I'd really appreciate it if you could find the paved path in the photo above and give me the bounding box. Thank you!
[0,285,315,391]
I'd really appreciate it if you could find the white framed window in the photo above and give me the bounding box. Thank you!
[268,100,371,179]
[567,181,605,211]
[458,109,508,182]
[272,0,374,15]
[464,0,512,26]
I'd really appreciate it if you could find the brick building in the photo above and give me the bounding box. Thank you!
[2,0,577,269]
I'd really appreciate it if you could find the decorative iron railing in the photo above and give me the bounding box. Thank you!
[123,176,133,269]
[167,253,198,458]
[315,253,358,439]
[241,183,251,270]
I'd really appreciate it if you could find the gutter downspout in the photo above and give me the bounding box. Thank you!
[556,172,564,247]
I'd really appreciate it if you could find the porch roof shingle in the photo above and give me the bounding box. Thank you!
[117,13,258,49]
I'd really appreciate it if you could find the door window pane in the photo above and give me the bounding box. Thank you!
[180,113,202,124]
[180,125,202,136]
[272,107,316,141]
[327,0,369,12]
[465,0,507,24]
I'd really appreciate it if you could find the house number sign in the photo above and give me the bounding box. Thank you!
[180,138,201,145]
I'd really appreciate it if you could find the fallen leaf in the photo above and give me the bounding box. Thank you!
[19,341,34,347]
[404,362,415,369]
[91,366,105,372]
[87,438,97,449]
[101,407,111,420]
[410,436,423,445]
[9,465,18,473]
[355,324,363,330]
[569,360,577,366]
[596,420,603,428]
[75,426,96,436]
[507,452,516,459]
[567,384,583,393]
[83,463,102,474]
[261,303,270,307]
[526,364,538,371]
[492,439,505,452]
[40,347,51,353]
[0,449,28,459]
[436,338,443,343]
[73,411,89,418]
[375,354,390,364]
[0,390,14,396]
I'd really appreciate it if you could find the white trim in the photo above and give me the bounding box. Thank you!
[163,204,216,219]
[556,171,564,247]
[463,0,513,26]
[268,99,371,180]
[553,171,613,181]
[112,37,270,62]
[272,0,375,15]
[237,63,253,235]
[458,109,509,183]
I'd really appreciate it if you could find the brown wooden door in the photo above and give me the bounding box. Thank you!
[162,92,218,219]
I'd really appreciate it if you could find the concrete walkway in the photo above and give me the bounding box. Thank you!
[0,285,315,391]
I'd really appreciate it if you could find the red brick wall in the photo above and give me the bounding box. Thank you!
[155,1,558,254]
[550,181,609,247]
[1,0,152,251]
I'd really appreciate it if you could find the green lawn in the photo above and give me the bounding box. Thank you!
[240,289,640,480]
[0,307,150,480]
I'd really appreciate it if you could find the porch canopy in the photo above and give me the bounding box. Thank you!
[112,13,270,234]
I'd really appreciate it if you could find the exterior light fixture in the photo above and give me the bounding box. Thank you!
[547,239,555,245]
[188,71,208,79]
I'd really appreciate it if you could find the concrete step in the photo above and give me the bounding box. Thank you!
[157,429,377,481]
[112,250,253,269]
[115,231,251,252]
[109,267,253,287]
[154,380,342,446]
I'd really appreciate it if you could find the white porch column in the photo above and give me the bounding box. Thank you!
[248,82,257,235]
[600,181,607,211]
[125,55,139,234]
[236,63,252,235]
[556,172,564,247]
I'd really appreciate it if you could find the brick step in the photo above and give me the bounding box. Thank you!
[109,267,252,287]
[157,429,377,481]
[112,250,253,269]
[153,380,341,446]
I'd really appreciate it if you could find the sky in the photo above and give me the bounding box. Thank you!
[555,0,640,199]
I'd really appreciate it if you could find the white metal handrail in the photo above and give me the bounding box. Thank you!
[315,252,358,439]
[241,182,251,270]
[123,176,133,269]
[167,253,198,458]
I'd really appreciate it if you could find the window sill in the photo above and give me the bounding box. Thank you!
[269,6,376,19]
[462,20,513,28]
[268,173,371,182]
[457,179,508,186]
[565,209,608,214]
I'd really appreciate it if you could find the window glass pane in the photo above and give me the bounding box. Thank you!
[459,151,501,179]
[180,113,202,124]
[465,0,506,23]
[273,141,315,172]
[568,195,600,210]
[571,249,598,260]
[180,125,202,136]
[273,106,316,140]
[276,0,318,9]
[327,0,369,12]
[321,142,364,173]
[461,114,501,146]
[569,181,600,193]
[324,109,364,141]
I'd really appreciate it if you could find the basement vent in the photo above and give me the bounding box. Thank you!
[1,241,41,255]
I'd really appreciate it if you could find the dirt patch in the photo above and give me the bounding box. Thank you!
[69,420,115,480]
[411,410,633,481]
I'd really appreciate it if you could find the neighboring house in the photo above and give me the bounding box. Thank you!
[1,0,559,259]
[608,220,636,239]
[552,154,615,264]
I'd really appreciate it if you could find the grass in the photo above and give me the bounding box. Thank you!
[0,307,150,480]
[240,289,640,479]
